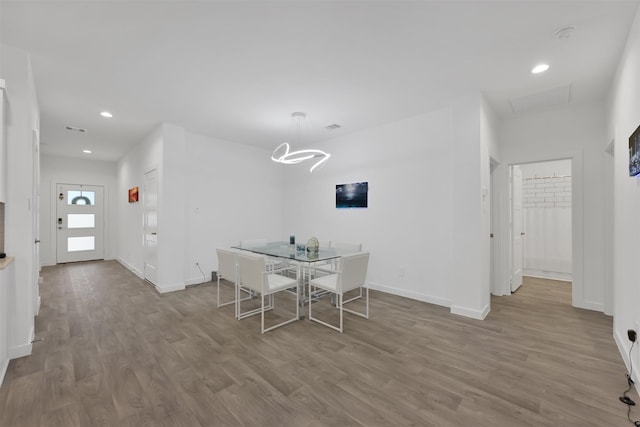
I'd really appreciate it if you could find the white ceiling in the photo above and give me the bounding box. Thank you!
[1,1,637,161]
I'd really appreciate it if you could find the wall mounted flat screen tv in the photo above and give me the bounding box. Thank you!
[630,124,640,177]
[336,182,368,208]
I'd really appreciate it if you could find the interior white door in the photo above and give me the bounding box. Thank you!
[511,165,524,292]
[143,169,159,285]
[32,130,40,313]
[56,184,104,263]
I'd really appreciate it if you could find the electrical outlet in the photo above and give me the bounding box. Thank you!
[399,266,405,278]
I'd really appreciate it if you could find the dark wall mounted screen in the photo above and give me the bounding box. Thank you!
[630,124,640,177]
[336,182,368,208]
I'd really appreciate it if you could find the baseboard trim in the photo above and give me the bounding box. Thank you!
[450,303,491,320]
[9,338,32,359]
[185,277,206,287]
[116,257,144,280]
[523,270,572,282]
[156,283,185,294]
[0,359,8,387]
[365,281,451,308]
[574,300,604,313]
[614,329,640,396]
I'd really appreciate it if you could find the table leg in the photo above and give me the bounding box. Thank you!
[297,262,305,319]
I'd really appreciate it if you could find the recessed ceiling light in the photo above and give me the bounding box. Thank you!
[100,111,113,118]
[83,150,92,154]
[531,64,550,74]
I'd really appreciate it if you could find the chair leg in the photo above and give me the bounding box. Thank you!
[308,283,344,333]
[339,293,343,333]
[235,281,240,319]
[261,294,265,334]
[261,290,299,333]
[342,287,369,320]
[366,287,369,318]
[308,282,313,320]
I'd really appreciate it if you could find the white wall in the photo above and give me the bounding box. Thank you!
[498,104,606,312]
[1,44,39,358]
[520,160,572,281]
[117,124,285,289]
[39,155,117,266]
[156,124,185,292]
[183,131,284,285]
[117,125,163,279]
[607,5,640,388]
[451,94,492,319]
[282,108,456,309]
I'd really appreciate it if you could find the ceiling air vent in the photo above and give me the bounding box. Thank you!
[325,124,341,130]
[65,125,87,133]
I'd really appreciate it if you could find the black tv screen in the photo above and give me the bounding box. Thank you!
[336,182,368,208]
[630,124,640,177]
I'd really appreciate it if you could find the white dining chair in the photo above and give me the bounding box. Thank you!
[308,252,370,333]
[216,248,253,318]
[236,251,299,334]
[313,242,363,275]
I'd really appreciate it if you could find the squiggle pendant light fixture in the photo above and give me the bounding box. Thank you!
[271,112,330,173]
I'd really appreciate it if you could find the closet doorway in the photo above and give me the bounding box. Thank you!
[510,159,572,303]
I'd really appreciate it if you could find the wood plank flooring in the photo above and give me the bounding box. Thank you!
[0,261,637,426]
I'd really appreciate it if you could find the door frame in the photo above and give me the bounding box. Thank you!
[143,167,159,286]
[494,150,585,309]
[32,129,40,314]
[490,157,501,295]
[603,139,614,316]
[509,164,524,293]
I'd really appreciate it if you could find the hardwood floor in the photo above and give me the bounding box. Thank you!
[0,261,637,426]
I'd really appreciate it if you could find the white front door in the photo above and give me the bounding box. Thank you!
[511,165,524,292]
[143,169,158,285]
[56,184,104,263]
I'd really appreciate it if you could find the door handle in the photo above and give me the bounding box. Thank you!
[151,232,157,235]
[520,232,526,236]
[34,239,40,244]
[490,233,494,238]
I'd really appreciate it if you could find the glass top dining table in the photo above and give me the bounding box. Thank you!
[231,241,343,263]
[231,241,345,318]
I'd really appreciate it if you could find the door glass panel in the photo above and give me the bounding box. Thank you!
[67,191,95,205]
[67,214,95,229]
[67,236,95,252]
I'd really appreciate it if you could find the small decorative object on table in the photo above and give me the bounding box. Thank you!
[289,235,296,255]
[306,237,319,256]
